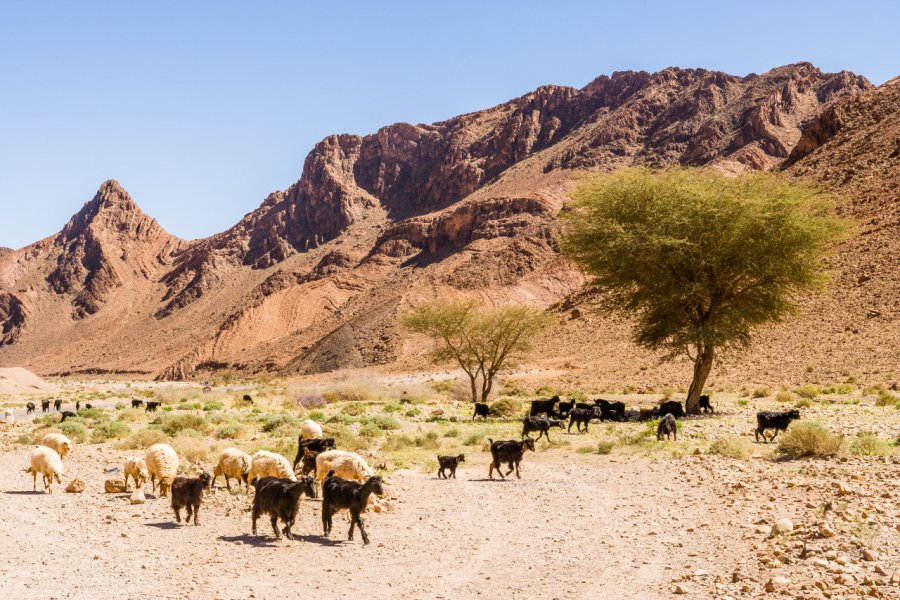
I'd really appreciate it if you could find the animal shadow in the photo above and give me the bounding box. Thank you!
[145,522,181,530]
[217,534,281,548]
[3,490,44,495]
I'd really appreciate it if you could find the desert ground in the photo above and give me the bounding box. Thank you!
[1,371,898,599]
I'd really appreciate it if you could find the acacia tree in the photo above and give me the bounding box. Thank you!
[402,301,553,404]
[560,167,849,414]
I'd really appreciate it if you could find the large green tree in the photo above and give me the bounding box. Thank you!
[402,301,553,404]
[560,167,850,414]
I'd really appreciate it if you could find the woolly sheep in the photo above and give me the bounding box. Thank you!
[213,448,252,491]
[145,443,179,497]
[246,450,296,485]
[299,419,323,440]
[27,446,64,493]
[40,433,73,459]
[315,450,374,486]
[124,457,149,492]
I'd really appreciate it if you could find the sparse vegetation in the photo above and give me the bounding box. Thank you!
[777,421,845,459]
[710,436,753,459]
[752,386,770,398]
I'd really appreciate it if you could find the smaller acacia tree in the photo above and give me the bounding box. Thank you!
[561,167,850,414]
[402,301,554,404]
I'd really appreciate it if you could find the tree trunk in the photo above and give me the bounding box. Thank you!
[685,346,714,415]
[468,372,478,404]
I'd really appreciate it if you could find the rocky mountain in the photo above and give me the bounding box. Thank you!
[1,63,889,383]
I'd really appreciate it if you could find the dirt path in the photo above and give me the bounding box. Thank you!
[0,449,746,599]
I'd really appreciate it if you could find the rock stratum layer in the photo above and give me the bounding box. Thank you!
[1,63,894,386]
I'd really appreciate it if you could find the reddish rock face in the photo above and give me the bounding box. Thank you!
[0,63,883,379]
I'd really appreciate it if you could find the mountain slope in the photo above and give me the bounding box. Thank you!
[0,63,882,381]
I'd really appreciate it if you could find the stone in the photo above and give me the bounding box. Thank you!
[673,584,688,594]
[764,576,790,592]
[65,478,85,493]
[770,518,794,537]
[861,549,877,561]
[129,490,146,505]
[819,523,835,538]
[104,479,126,493]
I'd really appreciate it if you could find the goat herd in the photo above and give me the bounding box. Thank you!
[19,393,804,547]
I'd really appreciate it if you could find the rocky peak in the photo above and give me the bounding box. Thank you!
[59,179,168,243]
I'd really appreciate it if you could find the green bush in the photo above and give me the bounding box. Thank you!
[116,428,170,450]
[874,392,898,407]
[752,386,770,398]
[777,421,845,459]
[77,408,106,421]
[161,413,210,436]
[216,423,248,440]
[795,398,812,409]
[443,428,459,438]
[821,383,853,395]
[58,421,89,443]
[404,408,421,418]
[463,432,484,446]
[341,402,368,417]
[709,436,753,459]
[382,402,403,414]
[489,398,522,418]
[176,401,203,410]
[775,390,794,403]
[116,408,146,422]
[596,440,615,455]
[794,385,821,400]
[850,433,894,456]
[370,414,400,431]
[258,413,298,434]
[203,402,224,411]
[360,422,383,438]
[91,421,130,443]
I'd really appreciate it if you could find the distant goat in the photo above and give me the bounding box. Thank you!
[472,402,490,420]
[84,404,92,410]
[567,408,595,433]
[59,411,77,422]
[529,396,559,417]
[170,472,212,526]
[594,399,626,421]
[699,395,714,413]
[657,413,677,441]
[41,400,50,413]
[555,399,576,418]
[638,406,659,421]
[755,409,800,443]
[521,416,564,442]
[75,401,80,411]
[26,402,35,415]
[658,400,684,419]
[53,399,62,412]
[242,394,253,403]
[487,438,535,480]
[145,401,160,412]
[131,399,143,409]
[437,454,465,479]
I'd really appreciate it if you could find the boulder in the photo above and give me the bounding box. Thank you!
[65,478,85,493]
[104,478,126,493]
[129,490,146,505]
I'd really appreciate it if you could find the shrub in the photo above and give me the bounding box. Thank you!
[308,410,325,421]
[382,401,403,414]
[91,421,130,443]
[661,388,674,400]
[752,386,770,398]
[821,383,853,395]
[116,428,170,450]
[863,383,887,396]
[443,428,459,438]
[414,431,440,450]
[295,394,327,409]
[370,414,400,431]
[203,402,223,411]
[341,402,368,417]
[775,390,794,403]
[77,408,106,421]
[176,401,203,410]
[463,432,484,446]
[874,392,898,407]
[709,436,753,459]
[172,435,212,463]
[795,398,812,409]
[596,440,615,455]
[161,413,210,436]
[489,398,522,418]
[116,408,146,422]
[360,422,383,438]
[216,423,248,440]
[794,385,821,399]
[258,413,298,434]
[777,421,845,459]
[405,408,421,418]
[58,422,89,443]
[499,381,528,397]
[850,433,894,456]
[737,399,748,406]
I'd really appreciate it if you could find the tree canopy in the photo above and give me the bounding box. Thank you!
[560,167,850,413]
[402,301,554,404]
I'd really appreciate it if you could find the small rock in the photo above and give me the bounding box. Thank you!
[674,584,688,594]
[130,490,146,505]
[819,523,835,538]
[862,549,877,562]
[765,576,790,592]
[65,478,85,493]
[770,518,794,537]
[104,479,126,493]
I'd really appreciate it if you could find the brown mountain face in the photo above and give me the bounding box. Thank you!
[0,63,886,383]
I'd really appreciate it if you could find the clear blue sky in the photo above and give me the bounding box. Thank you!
[1,1,897,249]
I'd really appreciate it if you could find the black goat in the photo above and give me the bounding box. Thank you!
[487,438,535,480]
[84,404,92,410]
[297,448,320,478]
[41,400,50,413]
[292,436,336,469]
[521,416,564,442]
[658,400,684,419]
[657,413,677,441]
[699,395,714,413]
[131,399,143,409]
[529,396,559,417]
[26,402,35,415]
[251,475,316,540]
[242,394,253,403]
[53,399,62,412]
[556,399,575,418]
[567,408,595,433]
[472,402,490,420]
[145,401,160,412]
[437,454,465,479]
[574,402,594,411]
[60,411,77,422]
[594,399,626,421]
[321,471,385,545]
[755,409,800,443]
[75,401,80,411]
[170,472,213,526]
[638,406,659,421]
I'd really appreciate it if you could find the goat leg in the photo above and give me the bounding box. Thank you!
[271,515,281,539]
[192,504,200,526]
[358,516,370,545]
[174,506,181,523]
